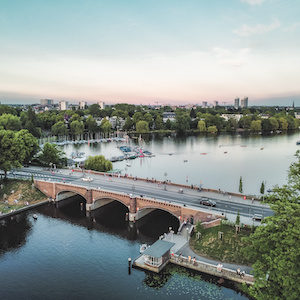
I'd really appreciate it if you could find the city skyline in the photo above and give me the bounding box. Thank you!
[0,0,299,105]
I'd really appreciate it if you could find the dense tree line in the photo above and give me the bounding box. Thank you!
[0,104,299,138]
[243,151,300,299]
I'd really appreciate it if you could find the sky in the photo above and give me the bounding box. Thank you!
[0,0,299,106]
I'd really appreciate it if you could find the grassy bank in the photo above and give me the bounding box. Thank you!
[0,179,47,214]
[190,223,254,265]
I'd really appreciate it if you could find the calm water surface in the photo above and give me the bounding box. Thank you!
[2,132,298,299]
[63,132,300,194]
[0,201,248,300]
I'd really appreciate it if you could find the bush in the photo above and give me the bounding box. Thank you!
[84,155,112,172]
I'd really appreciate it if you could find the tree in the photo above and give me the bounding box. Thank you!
[132,112,144,124]
[154,115,163,130]
[165,119,172,130]
[262,119,272,132]
[51,121,68,136]
[175,112,190,134]
[88,104,101,117]
[70,120,84,136]
[243,151,300,299]
[197,120,206,132]
[239,176,243,193]
[278,117,288,131]
[14,130,39,164]
[0,113,21,131]
[123,117,134,131]
[235,210,240,225]
[0,130,22,177]
[260,181,265,195]
[250,120,262,132]
[84,155,112,172]
[136,120,149,133]
[207,125,217,133]
[239,115,252,129]
[100,118,112,133]
[269,117,279,131]
[85,115,98,134]
[144,113,153,128]
[190,108,196,118]
[38,143,66,167]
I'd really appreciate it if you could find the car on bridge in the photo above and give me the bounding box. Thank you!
[199,198,216,207]
[252,214,263,221]
[82,177,93,182]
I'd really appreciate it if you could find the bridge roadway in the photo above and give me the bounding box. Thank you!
[9,167,273,221]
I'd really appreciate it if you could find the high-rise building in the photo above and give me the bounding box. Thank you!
[234,98,239,109]
[59,101,68,111]
[97,101,105,109]
[40,99,54,106]
[79,101,87,109]
[213,101,219,107]
[241,97,248,108]
[202,101,208,107]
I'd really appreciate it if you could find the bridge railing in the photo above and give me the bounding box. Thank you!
[170,254,254,285]
[73,168,259,201]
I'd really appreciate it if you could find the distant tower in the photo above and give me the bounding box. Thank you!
[234,98,239,109]
[202,101,208,107]
[97,101,105,109]
[241,97,248,108]
[59,101,68,111]
[79,101,87,109]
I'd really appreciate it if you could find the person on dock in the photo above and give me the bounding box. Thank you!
[192,257,196,265]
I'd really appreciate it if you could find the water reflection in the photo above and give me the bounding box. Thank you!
[37,198,179,244]
[0,214,32,254]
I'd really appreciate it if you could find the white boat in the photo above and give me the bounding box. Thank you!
[140,244,148,254]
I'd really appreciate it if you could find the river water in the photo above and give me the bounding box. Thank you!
[63,132,299,195]
[0,201,248,299]
[1,132,298,299]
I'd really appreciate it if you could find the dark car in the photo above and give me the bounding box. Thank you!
[199,198,216,207]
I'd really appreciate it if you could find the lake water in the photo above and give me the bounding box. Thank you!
[0,201,248,299]
[63,132,300,195]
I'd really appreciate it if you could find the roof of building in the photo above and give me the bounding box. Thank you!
[143,240,175,258]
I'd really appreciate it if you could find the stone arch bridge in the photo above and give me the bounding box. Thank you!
[34,180,222,226]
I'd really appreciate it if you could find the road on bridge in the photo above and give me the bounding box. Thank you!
[8,167,273,222]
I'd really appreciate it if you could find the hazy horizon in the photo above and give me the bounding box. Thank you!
[1,0,299,106]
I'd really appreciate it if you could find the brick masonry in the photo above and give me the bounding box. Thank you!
[34,180,223,224]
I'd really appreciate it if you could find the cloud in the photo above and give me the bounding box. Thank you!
[283,22,300,32]
[212,47,251,67]
[241,0,266,5]
[233,20,280,37]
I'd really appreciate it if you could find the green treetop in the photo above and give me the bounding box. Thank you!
[243,151,300,300]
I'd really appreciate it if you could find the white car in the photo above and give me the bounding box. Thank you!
[82,177,93,182]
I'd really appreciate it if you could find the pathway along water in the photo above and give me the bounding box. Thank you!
[62,132,300,195]
[0,198,249,299]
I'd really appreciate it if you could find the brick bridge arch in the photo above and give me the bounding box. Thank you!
[91,196,130,211]
[34,180,223,225]
[137,206,180,222]
[57,190,88,202]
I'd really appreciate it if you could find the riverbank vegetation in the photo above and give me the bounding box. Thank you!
[241,151,300,300]
[190,222,253,265]
[84,155,113,172]
[0,179,47,214]
[0,104,299,141]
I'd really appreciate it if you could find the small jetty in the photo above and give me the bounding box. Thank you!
[133,226,254,285]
